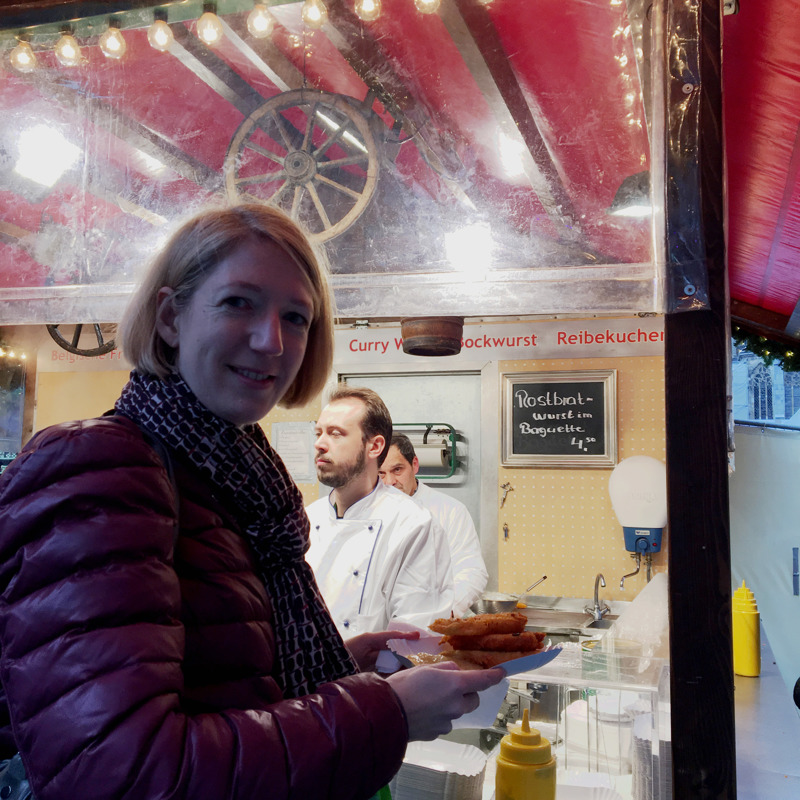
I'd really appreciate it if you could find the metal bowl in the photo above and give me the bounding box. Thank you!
[470,592,520,615]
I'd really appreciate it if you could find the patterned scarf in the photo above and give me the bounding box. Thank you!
[115,370,357,698]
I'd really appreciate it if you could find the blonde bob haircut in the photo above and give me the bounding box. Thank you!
[119,203,334,409]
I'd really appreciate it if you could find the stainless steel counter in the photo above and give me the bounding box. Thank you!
[735,624,800,798]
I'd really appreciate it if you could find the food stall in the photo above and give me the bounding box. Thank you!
[0,0,735,796]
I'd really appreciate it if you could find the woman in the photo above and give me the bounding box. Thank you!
[0,204,503,800]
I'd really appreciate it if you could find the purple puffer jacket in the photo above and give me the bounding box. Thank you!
[0,415,407,800]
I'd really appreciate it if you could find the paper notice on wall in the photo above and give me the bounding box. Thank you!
[272,421,316,483]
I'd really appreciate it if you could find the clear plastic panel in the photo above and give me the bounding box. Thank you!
[0,0,684,324]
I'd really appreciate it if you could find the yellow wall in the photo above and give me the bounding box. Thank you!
[35,368,324,507]
[36,370,130,430]
[497,355,666,603]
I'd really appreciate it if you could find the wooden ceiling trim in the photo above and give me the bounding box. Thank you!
[39,72,222,191]
[219,16,296,93]
[448,0,579,238]
[0,0,165,29]
[731,297,800,344]
[170,22,270,117]
[324,0,491,212]
[0,221,33,243]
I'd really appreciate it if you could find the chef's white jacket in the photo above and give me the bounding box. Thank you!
[306,481,455,636]
[412,481,489,617]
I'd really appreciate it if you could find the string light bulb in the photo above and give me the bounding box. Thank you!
[414,0,441,13]
[55,28,82,67]
[148,13,174,52]
[197,5,224,46]
[9,38,36,73]
[355,0,381,21]
[247,3,274,38]
[99,20,127,59]
[301,0,328,29]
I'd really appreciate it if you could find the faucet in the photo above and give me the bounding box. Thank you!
[620,552,642,589]
[585,573,611,620]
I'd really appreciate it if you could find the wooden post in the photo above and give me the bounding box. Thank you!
[665,0,736,796]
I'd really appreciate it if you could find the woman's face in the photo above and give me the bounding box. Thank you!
[156,236,314,426]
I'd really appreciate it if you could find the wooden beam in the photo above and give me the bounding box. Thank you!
[665,0,736,796]
[447,0,580,238]
[731,298,800,345]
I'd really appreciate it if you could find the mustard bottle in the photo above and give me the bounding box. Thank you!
[495,708,556,800]
[732,580,760,677]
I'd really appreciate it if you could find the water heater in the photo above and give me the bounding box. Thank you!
[608,456,667,553]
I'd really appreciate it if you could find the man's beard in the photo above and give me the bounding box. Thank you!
[317,448,368,488]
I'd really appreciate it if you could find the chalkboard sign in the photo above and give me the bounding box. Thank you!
[502,370,617,467]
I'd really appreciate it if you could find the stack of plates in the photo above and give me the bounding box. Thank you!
[389,739,486,800]
[631,708,672,800]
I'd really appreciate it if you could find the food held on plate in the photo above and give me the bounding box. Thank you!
[426,612,546,669]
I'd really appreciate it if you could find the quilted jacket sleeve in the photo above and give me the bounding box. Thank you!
[0,418,407,800]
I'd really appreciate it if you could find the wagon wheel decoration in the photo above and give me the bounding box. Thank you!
[46,324,116,357]
[224,89,379,243]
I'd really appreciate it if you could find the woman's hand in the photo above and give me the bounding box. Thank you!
[345,629,420,672]
[386,662,506,741]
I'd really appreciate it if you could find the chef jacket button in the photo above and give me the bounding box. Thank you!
[353,570,359,576]
[368,525,373,531]
[343,620,350,628]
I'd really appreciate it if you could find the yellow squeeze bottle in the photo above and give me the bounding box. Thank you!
[495,708,556,800]
[732,580,760,677]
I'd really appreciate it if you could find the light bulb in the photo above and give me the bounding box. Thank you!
[301,0,328,29]
[148,18,174,52]
[99,25,127,59]
[414,0,441,13]
[55,32,82,67]
[247,3,274,38]
[9,40,36,72]
[355,0,381,21]
[197,10,224,46]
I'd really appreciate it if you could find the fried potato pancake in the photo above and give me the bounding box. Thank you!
[429,611,527,637]
[442,631,545,652]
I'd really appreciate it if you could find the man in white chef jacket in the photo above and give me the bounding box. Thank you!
[306,385,455,637]
[379,433,488,617]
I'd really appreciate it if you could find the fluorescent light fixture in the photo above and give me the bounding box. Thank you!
[14,125,81,187]
[445,222,493,277]
[133,149,169,178]
[315,110,368,153]
[611,202,651,218]
[498,131,525,178]
[608,170,651,218]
